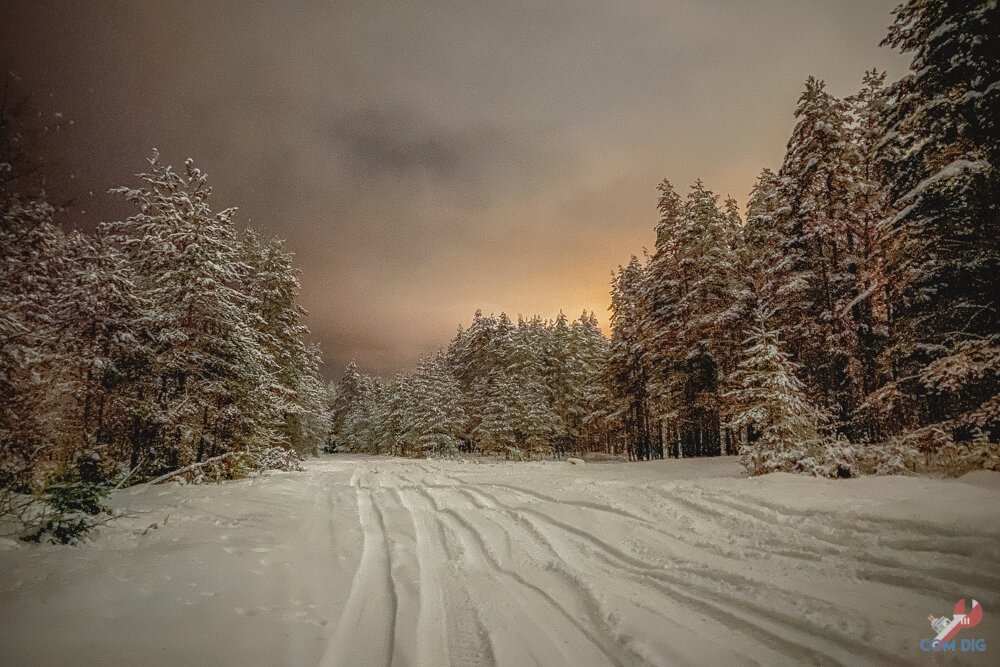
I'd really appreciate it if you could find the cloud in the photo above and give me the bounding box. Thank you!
[326,107,468,182]
[0,0,911,378]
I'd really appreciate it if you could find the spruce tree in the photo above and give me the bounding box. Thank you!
[606,257,653,459]
[874,0,1000,449]
[105,152,275,471]
[727,314,831,475]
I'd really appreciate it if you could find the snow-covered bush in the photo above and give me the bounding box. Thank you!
[150,446,304,485]
[1,477,112,545]
[889,427,1000,476]
[816,439,922,477]
[241,446,305,473]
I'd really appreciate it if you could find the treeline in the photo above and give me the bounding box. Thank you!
[604,0,998,475]
[333,1,999,475]
[1,149,328,491]
[329,312,608,457]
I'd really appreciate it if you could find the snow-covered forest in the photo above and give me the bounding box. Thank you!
[1,1,999,664]
[1,141,329,528]
[0,0,997,528]
[327,1,1000,477]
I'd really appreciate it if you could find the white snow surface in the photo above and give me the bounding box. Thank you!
[2,455,999,666]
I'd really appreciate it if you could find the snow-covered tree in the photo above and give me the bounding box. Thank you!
[873,0,1000,450]
[328,362,369,452]
[398,356,466,456]
[763,77,865,428]
[55,230,149,475]
[727,315,831,475]
[103,152,276,472]
[639,180,743,458]
[238,229,328,455]
[0,192,66,482]
[604,256,655,459]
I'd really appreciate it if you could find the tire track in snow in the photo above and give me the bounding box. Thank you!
[656,486,1000,605]
[320,459,994,666]
[678,485,1000,562]
[320,484,398,667]
[420,485,628,666]
[449,487,668,666]
[465,483,902,666]
[456,486,667,572]
[398,487,497,667]
[463,485,838,663]
[475,480,656,526]
[480,481,775,566]
[382,485,451,667]
[648,486,846,562]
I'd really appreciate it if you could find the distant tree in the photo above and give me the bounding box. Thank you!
[605,256,654,459]
[399,356,466,457]
[328,362,368,452]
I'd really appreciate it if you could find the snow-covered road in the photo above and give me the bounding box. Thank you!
[2,455,999,666]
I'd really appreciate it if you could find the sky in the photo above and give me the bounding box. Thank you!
[0,0,910,378]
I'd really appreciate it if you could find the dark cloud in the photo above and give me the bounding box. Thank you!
[0,0,910,378]
[327,108,468,182]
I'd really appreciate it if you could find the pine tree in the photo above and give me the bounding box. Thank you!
[766,77,867,429]
[741,168,781,328]
[641,180,742,458]
[56,229,149,473]
[874,0,1000,449]
[574,312,612,454]
[0,191,66,482]
[238,229,328,455]
[843,70,892,437]
[644,180,685,455]
[445,309,502,443]
[402,356,466,456]
[104,152,275,472]
[342,375,386,454]
[511,316,559,456]
[329,362,368,452]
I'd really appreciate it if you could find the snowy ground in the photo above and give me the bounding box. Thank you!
[2,455,999,666]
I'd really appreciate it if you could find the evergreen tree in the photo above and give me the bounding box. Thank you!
[56,230,149,473]
[329,362,368,452]
[238,229,328,455]
[727,314,831,475]
[402,356,466,456]
[605,257,654,459]
[874,0,1000,448]
[641,180,742,458]
[0,191,66,482]
[766,78,860,427]
[104,152,276,472]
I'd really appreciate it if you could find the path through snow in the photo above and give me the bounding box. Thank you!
[2,455,999,665]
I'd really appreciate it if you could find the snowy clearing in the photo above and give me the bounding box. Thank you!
[2,455,999,666]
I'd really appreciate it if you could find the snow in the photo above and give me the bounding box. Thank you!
[1,455,998,666]
[901,158,988,203]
